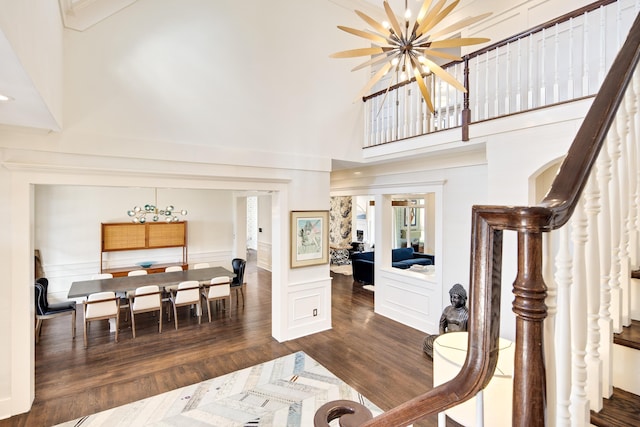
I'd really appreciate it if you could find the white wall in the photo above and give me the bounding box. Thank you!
[34,186,235,302]
[0,146,334,418]
[332,150,488,333]
[331,97,592,339]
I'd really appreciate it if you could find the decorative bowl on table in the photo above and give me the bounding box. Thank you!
[136,261,155,268]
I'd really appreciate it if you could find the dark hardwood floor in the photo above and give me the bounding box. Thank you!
[6,254,635,426]
[3,258,445,427]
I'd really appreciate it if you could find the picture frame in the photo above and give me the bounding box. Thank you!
[290,210,329,268]
[404,207,417,226]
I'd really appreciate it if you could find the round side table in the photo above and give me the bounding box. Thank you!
[433,331,514,426]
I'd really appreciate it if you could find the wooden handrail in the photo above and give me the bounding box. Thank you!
[316,9,640,427]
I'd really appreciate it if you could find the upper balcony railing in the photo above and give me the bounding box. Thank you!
[363,0,638,148]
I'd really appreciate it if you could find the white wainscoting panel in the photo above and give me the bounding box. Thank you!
[375,268,441,333]
[286,277,332,340]
[257,241,272,271]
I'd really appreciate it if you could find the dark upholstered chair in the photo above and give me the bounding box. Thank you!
[231,258,246,306]
[34,278,76,343]
[351,248,435,284]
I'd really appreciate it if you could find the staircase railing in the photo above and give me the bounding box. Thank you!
[363,0,636,148]
[316,9,640,427]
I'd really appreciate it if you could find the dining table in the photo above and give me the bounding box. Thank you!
[68,266,235,298]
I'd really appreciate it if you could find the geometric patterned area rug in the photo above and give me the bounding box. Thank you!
[55,351,382,426]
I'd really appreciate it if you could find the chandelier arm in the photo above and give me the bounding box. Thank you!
[419,48,462,62]
[428,37,490,48]
[422,57,466,92]
[383,1,404,41]
[411,56,435,112]
[416,0,435,23]
[417,0,460,39]
[415,0,447,36]
[354,61,394,102]
[373,73,397,119]
[355,10,392,37]
[330,47,386,59]
[337,25,392,45]
[351,51,398,72]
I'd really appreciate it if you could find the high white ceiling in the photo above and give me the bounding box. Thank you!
[0,0,429,132]
[0,0,139,131]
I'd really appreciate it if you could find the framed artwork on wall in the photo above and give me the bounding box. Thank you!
[290,210,329,268]
[404,207,417,226]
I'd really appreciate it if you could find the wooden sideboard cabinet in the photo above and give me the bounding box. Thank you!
[100,221,188,276]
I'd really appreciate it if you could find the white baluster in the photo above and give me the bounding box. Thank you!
[516,38,522,112]
[474,55,480,121]
[568,18,574,99]
[569,197,589,426]
[393,90,399,141]
[485,50,490,118]
[540,28,547,106]
[554,225,572,427]
[453,64,459,126]
[543,232,558,425]
[494,46,500,115]
[584,172,603,411]
[617,92,632,327]
[629,66,640,269]
[596,142,614,398]
[553,24,560,103]
[582,12,590,96]
[529,33,535,108]
[598,6,607,86]
[608,115,623,333]
[634,70,640,275]
[505,42,511,114]
[416,83,423,136]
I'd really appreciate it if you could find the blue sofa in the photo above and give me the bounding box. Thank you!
[350,247,434,285]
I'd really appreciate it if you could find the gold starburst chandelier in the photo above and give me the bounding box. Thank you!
[331,0,491,112]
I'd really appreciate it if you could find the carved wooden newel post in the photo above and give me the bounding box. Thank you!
[512,230,547,426]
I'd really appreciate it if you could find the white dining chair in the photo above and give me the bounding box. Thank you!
[165,266,183,272]
[201,276,231,322]
[83,291,120,348]
[169,280,201,329]
[129,285,163,338]
[91,273,113,279]
[128,270,148,276]
[193,263,210,270]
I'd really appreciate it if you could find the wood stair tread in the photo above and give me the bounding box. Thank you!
[614,320,640,350]
[591,387,640,427]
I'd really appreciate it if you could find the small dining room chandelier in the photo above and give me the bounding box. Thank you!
[126,188,187,223]
[330,0,491,112]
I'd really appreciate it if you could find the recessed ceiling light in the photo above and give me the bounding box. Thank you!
[0,94,14,102]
